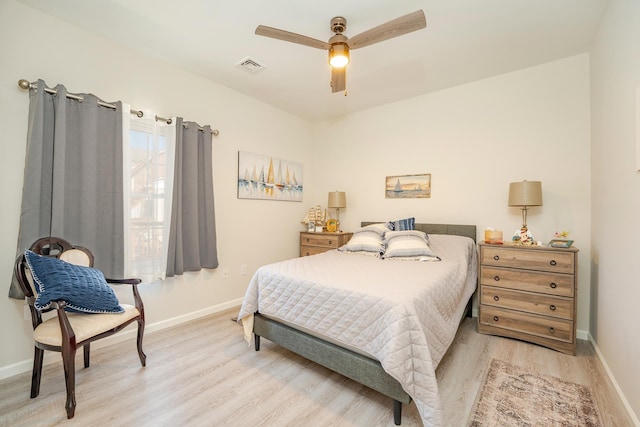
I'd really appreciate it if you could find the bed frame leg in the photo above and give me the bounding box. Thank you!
[254,334,261,351]
[393,400,402,425]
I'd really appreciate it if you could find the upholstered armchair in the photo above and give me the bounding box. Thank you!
[13,236,146,419]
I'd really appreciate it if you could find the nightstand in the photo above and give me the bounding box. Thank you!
[477,242,579,355]
[300,231,353,257]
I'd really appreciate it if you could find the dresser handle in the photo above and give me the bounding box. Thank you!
[305,252,310,256]
[549,327,555,333]
[550,260,557,266]
[493,276,500,281]
[550,282,557,289]
[549,305,556,311]
[328,240,333,245]
[306,238,310,243]
[493,316,499,322]
[493,255,500,261]
[493,295,500,302]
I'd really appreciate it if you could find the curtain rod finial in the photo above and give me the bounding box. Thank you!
[18,79,31,90]
[212,129,220,136]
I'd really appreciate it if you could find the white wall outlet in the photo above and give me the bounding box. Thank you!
[240,264,248,276]
[222,268,229,279]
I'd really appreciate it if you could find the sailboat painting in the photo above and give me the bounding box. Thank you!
[238,151,303,201]
[385,174,431,199]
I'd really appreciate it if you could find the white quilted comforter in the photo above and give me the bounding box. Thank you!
[238,234,478,426]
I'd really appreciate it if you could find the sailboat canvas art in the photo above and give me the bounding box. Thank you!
[238,151,303,201]
[385,174,431,199]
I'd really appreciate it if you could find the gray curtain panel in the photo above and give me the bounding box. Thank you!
[9,80,124,299]
[166,118,219,277]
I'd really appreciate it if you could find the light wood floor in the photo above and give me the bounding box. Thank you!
[0,308,634,427]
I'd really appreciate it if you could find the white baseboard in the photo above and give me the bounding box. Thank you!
[589,333,640,426]
[0,298,243,381]
[576,328,589,341]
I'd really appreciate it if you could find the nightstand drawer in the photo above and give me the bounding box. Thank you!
[481,286,573,320]
[300,245,329,257]
[481,246,574,274]
[480,306,574,343]
[480,266,574,297]
[300,234,341,248]
[299,232,352,257]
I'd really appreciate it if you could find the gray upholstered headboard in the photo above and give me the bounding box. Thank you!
[361,222,477,242]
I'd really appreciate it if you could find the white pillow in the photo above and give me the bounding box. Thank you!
[383,230,438,259]
[338,230,384,255]
[359,223,390,236]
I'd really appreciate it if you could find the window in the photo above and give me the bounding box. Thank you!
[123,111,175,283]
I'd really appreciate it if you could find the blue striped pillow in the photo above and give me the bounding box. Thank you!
[385,217,415,231]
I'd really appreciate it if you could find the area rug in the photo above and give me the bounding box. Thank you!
[468,359,603,426]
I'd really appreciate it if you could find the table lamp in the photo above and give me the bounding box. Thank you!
[508,180,542,236]
[328,191,346,231]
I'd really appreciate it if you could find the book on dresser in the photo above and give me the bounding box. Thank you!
[477,241,579,355]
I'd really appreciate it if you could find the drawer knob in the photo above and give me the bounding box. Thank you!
[306,238,310,243]
[550,282,557,289]
[550,260,557,266]
[493,255,500,261]
[328,240,333,245]
[306,252,310,256]
[549,305,556,311]
[493,316,499,322]
[493,295,500,302]
[549,327,555,333]
[493,275,500,281]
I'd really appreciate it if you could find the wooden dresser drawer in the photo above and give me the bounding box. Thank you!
[480,266,574,297]
[481,246,575,274]
[299,231,353,257]
[300,234,342,248]
[481,286,573,320]
[300,245,329,257]
[480,305,574,343]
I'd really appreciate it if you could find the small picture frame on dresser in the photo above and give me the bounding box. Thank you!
[307,221,315,232]
[549,239,574,248]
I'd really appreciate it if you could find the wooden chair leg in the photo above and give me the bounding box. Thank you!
[136,318,146,367]
[61,346,76,419]
[31,347,44,398]
[83,344,90,368]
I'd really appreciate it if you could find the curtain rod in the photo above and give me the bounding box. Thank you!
[18,79,220,136]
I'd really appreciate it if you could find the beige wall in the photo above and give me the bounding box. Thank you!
[312,54,592,332]
[590,0,640,421]
[0,0,314,375]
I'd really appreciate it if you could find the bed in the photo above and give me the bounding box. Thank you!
[237,222,477,426]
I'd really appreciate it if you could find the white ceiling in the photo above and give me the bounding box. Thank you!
[19,0,608,122]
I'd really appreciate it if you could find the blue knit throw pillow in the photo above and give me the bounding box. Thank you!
[385,217,416,231]
[24,250,124,314]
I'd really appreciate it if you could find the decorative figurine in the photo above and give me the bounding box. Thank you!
[513,227,534,244]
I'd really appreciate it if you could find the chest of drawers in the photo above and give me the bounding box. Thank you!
[477,242,579,355]
[300,231,353,257]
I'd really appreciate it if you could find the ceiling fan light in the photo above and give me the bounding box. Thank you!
[329,43,349,68]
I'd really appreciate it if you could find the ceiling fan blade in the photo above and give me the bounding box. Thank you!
[348,10,426,50]
[331,67,346,93]
[255,25,330,50]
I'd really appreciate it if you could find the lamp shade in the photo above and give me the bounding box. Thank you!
[328,191,346,208]
[508,181,542,207]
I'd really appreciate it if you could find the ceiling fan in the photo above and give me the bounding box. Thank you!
[255,10,427,93]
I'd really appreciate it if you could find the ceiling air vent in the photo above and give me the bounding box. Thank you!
[236,57,266,74]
